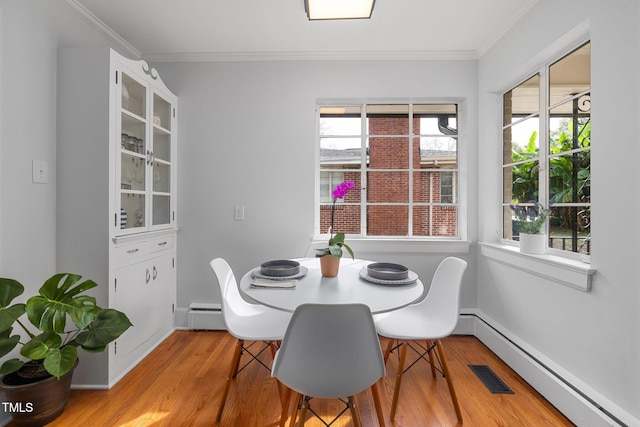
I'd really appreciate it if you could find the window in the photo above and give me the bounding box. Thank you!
[502,42,591,255]
[317,103,459,237]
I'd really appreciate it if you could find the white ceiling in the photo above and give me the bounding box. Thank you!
[65,0,538,62]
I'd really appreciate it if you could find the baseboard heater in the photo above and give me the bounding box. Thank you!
[188,302,225,330]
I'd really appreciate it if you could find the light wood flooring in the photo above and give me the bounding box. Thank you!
[18,330,574,427]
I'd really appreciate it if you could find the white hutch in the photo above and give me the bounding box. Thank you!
[57,49,177,387]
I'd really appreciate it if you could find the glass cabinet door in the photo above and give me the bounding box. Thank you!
[119,72,148,231]
[150,92,173,228]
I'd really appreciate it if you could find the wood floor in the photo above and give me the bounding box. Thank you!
[21,330,574,427]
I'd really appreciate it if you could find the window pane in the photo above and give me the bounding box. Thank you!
[505,74,540,116]
[508,117,540,160]
[549,43,591,107]
[367,105,409,135]
[319,106,361,136]
[367,205,408,236]
[320,137,362,165]
[549,100,591,154]
[418,116,458,135]
[413,205,457,237]
[413,171,457,204]
[504,161,539,204]
[549,205,590,254]
[549,151,591,204]
[367,137,409,169]
[367,171,409,203]
[419,136,457,160]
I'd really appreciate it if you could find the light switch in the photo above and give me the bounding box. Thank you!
[32,161,48,184]
[234,205,245,221]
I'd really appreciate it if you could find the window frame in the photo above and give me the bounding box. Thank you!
[501,41,591,262]
[315,100,464,241]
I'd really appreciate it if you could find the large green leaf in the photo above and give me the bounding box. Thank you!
[0,358,25,375]
[26,273,98,333]
[0,278,26,333]
[75,309,132,349]
[0,328,21,358]
[20,332,62,360]
[0,278,24,307]
[43,346,77,379]
[0,303,26,334]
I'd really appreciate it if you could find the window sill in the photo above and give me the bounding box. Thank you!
[479,242,595,292]
[311,237,471,255]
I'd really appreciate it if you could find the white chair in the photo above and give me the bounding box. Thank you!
[272,303,386,427]
[374,257,467,423]
[210,258,292,423]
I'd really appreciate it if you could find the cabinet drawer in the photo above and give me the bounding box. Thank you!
[113,241,150,265]
[149,236,173,253]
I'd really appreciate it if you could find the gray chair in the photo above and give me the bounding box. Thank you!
[272,303,386,427]
[374,256,467,423]
[210,258,292,423]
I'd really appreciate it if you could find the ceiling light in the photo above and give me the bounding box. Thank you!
[305,0,375,20]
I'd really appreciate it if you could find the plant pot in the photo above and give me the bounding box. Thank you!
[319,255,340,277]
[0,360,78,426]
[519,233,546,255]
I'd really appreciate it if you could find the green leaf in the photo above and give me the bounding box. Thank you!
[0,303,26,334]
[0,358,25,375]
[26,273,98,333]
[43,346,77,379]
[342,243,355,260]
[75,309,132,349]
[0,278,24,308]
[328,245,343,258]
[0,328,21,358]
[20,332,62,360]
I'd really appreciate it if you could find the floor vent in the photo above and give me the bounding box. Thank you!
[469,365,514,394]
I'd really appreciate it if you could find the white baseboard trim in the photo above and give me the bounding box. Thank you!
[459,310,636,427]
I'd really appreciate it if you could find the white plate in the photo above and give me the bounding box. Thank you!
[359,268,418,285]
[251,266,308,281]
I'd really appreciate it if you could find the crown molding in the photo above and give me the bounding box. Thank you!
[57,0,141,59]
[142,49,478,63]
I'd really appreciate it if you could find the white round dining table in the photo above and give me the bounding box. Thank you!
[239,258,424,314]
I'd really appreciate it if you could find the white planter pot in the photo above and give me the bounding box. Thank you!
[519,233,546,254]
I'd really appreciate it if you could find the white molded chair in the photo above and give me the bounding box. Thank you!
[374,257,467,423]
[210,258,292,423]
[272,303,386,427]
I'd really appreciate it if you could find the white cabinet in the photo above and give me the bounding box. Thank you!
[112,238,175,378]
[56,48,177,387]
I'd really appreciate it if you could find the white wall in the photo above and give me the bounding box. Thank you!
[477,0,640,424]
[153,59,479,317]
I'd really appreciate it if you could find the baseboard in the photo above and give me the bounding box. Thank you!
[460,310,637,427]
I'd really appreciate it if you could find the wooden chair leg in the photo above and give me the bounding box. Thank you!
[390,342,408,421]
[383,338,395,364]
[349,396,363,427]
[296,396,310,427]
[436,339,463,424]
[290,393,302,427]
[427,339,437,378]
[278,386,292,427]
[370,382,386,427]
[216,338,244,422]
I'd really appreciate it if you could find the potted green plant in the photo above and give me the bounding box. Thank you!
[0,273,132,426]
[316,181,356,277]
[511,203,550,254]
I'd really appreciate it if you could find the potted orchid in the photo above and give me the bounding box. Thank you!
[316,181,356,276]
[511,203,549,254]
